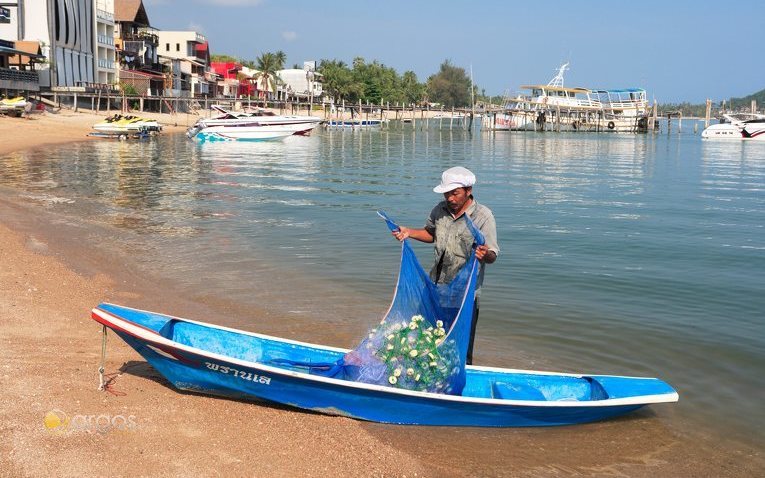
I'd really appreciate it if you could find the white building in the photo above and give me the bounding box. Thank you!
[94,0,116,86]
[155,30,212,96]
[277,64,322,100]
[0,0,105,89]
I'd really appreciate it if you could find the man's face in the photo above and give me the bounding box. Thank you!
[443,187,471,214]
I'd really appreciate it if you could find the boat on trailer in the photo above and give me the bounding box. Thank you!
[92,303,678,427]
[186,105,322,142]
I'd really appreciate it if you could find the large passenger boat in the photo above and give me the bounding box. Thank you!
[492,63,651,133]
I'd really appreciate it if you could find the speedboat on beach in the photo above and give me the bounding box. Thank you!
[92,114,162,134]
[701,113,765,140]
[186,105,322,142]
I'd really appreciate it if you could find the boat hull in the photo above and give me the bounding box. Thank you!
[188,117,321,141]
[702,121,765,140]
[92,303,678,427]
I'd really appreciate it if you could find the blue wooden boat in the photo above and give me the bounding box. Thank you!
[92,303,678,427]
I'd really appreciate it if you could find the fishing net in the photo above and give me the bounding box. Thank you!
[274,211,483,396]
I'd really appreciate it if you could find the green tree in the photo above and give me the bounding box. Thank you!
[210,54,240,63]
[273,50,287,70]
[426,60,471,108]
[318,59,363,103]
[318,57,426,105]
[401,71,425,105]
[254,52,284,96]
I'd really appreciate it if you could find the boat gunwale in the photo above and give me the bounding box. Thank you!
[92,304,679,408]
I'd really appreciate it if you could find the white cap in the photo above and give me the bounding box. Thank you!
[433,167,476,193]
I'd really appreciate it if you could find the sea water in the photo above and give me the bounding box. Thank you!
[1,126,763,446]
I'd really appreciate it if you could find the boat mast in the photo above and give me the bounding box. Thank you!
[547,62,569,88]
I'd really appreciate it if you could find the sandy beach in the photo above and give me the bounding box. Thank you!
[1,112,763,477]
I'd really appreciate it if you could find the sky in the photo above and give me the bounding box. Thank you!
[144,0,765,103]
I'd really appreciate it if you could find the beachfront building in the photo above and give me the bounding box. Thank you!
[0,0,97,89]
[158,54,187,97]
[155,30,214,96]
[94,0,116,88]
[210,61,257,98]
[277,62,322,101]
[0,38,44,93]
[114,0,163,95]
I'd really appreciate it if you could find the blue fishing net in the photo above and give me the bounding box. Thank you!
[274,211,483,396]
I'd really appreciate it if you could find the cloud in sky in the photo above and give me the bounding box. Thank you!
[281,31,298,42]
[188,22,205,33]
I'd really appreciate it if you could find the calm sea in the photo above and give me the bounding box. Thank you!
[1,125,763,445]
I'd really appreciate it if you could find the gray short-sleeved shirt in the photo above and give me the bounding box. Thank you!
[424,199,499,289]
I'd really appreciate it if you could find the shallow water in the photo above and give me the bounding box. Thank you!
[1,126,763,446]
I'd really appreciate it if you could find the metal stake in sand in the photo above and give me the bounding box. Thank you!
[98,325,107,391]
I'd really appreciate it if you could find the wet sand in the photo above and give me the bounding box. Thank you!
[1,114,763,477]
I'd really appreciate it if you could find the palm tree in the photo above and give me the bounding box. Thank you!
[253,52,283,100]
[274,50,287,70]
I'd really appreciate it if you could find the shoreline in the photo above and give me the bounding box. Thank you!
[1,114,763,476]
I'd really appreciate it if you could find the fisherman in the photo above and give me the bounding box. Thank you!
[392,166,499,364]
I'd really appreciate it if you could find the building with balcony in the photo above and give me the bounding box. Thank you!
[94,0,116,87]
[0,0,97,89]
[210,61,256,98]
[114,0,163,95]
[0,38,43,92]
[155,30,212,96]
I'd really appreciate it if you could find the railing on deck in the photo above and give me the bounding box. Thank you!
[0,67,39,83]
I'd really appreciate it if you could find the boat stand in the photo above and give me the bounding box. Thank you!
[98,325,107,391]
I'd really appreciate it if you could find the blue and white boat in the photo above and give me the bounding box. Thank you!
[92,211,677,426]
[91,303,678,427]
[326,119,385,128]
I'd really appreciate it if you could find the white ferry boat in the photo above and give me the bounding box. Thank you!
[494,63,650,133]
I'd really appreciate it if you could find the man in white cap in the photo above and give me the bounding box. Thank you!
[392,166,499,364]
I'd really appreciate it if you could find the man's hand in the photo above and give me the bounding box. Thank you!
[393,227,410,242]
[475,245,496,263]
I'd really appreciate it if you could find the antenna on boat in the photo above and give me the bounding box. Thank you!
[547,62,569,88]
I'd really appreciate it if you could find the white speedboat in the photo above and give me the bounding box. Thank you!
[187,106,322,142]
[701,113,765,140]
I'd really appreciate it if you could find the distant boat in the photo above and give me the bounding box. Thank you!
[702,113,765,140]
[187,105,322,142]
[91,302,678,427]
[327,118,385,128]
[497,63,650,133]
